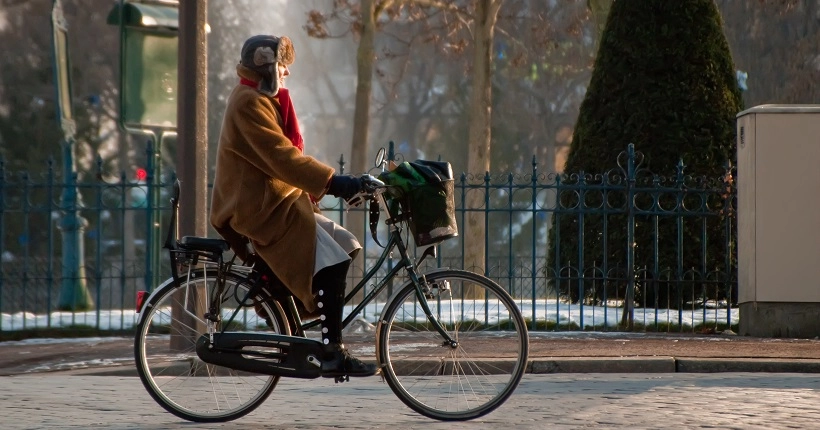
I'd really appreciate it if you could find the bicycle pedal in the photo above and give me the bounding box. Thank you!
[334,375,350,383]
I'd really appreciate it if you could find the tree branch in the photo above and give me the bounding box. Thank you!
[0,0,30,7]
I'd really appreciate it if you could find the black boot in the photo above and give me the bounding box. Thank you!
[313,261,377,377]
[320,343,377,377]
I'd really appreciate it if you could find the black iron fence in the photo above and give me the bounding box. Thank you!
[0,144,737,334]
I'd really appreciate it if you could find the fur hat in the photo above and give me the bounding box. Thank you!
[239,35,295,96]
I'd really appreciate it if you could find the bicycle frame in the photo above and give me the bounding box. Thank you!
[142,180,458,348]
[297,192,458,347]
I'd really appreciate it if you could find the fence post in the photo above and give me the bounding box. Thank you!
[530,155,537,331]
[577,170,586,329]
[676,159,685,322]
[460,171,467,271]
[483,171,491,277]
[94,156,104,328]
[46,160,54,326]
[621,144,636,329]
[0,158,3,331]
[506,172,514,296]
[553,173,562,309]
[144,141,155,293]
[723,160,735,327]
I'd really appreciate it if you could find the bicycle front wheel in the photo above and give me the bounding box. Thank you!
[134,270,289,422]
[377,269,529,421]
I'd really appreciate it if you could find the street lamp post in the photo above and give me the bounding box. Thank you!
[51,0,93,311]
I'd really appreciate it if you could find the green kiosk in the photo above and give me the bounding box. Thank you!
[107,1,179,292]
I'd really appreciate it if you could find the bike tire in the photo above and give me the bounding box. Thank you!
[134,270,289,423]
[377,269,529,421]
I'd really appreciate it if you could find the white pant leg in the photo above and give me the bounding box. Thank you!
[313,213,362,275]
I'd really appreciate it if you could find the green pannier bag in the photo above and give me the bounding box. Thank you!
[378,160,458,247]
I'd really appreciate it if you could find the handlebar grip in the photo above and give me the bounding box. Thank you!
[360,174,385,191]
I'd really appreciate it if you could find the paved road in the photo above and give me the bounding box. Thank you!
[2,373,820,429]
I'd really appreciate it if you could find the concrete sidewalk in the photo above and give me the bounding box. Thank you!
[2,331,820,376]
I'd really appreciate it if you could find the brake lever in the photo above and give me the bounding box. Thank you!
[345,174,384,208]
[346,193,367,208]
[361,173,385,192]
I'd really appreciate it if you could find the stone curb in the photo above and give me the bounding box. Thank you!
[530,357,676,373]
[531,357,820,374]
[27,357,820,377]
[675,358,820,373]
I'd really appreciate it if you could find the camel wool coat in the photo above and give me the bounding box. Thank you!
[210,65,334,311]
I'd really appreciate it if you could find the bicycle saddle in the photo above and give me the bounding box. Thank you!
[178,236,230,253]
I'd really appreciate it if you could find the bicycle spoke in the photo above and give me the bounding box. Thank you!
[135,271,286,422]
[378,270,528,421]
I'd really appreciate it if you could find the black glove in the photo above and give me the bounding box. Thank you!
[327,174,362,200]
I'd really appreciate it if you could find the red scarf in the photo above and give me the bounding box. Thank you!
[240,78,304,153]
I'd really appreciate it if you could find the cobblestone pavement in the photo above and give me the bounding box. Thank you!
[2,373,820,429]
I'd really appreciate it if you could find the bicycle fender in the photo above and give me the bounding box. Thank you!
[135,269,234,326]
[135,276,179,326]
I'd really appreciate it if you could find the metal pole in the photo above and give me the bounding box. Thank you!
[622,144,636,329]
[52,0,92,311]
[171,0,208,350]
[176,0,208,238]
[57,139,92,311]
[143,136,156,294]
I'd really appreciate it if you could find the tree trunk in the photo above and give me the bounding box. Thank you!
[464,0,502,297]
[346,0,378,273]
[351,0,376,175]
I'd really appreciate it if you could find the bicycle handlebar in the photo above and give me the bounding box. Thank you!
[345,174,386,207]
[360,174,385,193]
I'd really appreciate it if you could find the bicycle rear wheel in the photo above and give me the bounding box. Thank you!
[377,269,529,421]
[134,270,289,422]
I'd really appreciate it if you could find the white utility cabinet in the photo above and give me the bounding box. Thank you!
[737,104,820,337]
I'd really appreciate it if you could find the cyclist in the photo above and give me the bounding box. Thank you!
[210,34,376,378]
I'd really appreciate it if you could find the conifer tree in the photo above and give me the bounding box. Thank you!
[549,0,743,308]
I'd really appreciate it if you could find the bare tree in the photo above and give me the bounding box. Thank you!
[350,0,378,175]
[304,1,601,278]
[306,1,502,278]
[0,0,121,173]
[463,0,503,277]
[717,0,820,106]
[306,0,400,175]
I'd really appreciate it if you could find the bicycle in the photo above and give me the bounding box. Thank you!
[133,149,529,422]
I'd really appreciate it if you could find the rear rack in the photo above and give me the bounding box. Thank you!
[164,180,233,282]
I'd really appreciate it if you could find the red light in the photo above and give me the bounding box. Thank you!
[136,291,149,313]
[136,168,148,181]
